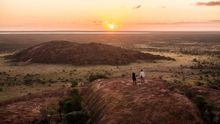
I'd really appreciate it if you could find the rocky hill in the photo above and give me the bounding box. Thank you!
[6,41,174,65]
[82,78,203,124]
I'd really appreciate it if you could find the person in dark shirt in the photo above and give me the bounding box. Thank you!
[132,72,137,85]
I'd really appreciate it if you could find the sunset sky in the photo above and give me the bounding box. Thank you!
[0,0,220,31]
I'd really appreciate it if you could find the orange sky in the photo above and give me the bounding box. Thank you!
[0,0,220,31]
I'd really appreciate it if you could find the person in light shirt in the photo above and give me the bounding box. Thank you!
[140,69,145,83]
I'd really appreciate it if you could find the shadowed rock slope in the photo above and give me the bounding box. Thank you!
[82,78,203,124]
[6,41,174,65]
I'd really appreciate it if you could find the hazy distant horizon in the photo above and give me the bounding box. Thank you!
[1,30,220,35]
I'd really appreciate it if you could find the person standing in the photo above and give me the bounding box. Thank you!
[140,69,145,83]
[132,72,137,85]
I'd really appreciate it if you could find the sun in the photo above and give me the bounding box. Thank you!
[108,23,115,30]
[102,21,118,31]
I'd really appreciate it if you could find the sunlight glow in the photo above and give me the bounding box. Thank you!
[108,24,115,30]
[102,21,118,31]
[1,0,220,31]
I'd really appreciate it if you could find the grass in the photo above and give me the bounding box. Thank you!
[0,36,220,123]
[0,51,219,102]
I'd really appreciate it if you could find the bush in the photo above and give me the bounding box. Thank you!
[59,97,82,114]
[207,79,220,89]
[59,89,88,124]
[159,75,163,80]
[179,88,218,123]
[59,89,82,113]
[193,95,207,112]
[62,111,89,124]
[192,58,198,62]
[87,72,108,82]
[195,81,204,86]
[39,79,46,84]
[70,89,80,97]
[48,79,56,83]
[192,95,216,124]
[70,79,78,87]
[40,106,58,119]
[23,74,33,85]
[34,106,60,124]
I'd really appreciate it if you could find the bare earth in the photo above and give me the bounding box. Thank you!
[82,78,204,124]
[1,78,220,124]
[0,87,70,124]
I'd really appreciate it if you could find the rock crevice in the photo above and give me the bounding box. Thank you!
[82,78,203,124]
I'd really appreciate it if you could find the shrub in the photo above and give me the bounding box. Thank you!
[178,87,218,123]
[192,95,216,124]
[173,79,178,83]
[70,89,80,97]
[35,106,60,124]
[23,74,33,85]
[87,72,108,82]
[192,58,198,62]
[195,81,204,86]
[59,97,82,114]
[70,79,78,87]
[38,79,46,84]
[193,95,207,112]
[48,79,55,83]
[199,76,203,80]
[59,89,88,124]
[59,89,82,113]
[62,111,89,124]
[121,74,126,77]
[207,79,220,89]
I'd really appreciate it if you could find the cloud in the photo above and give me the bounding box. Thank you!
[92,20,102,24]
[133,5,141,9]
[160,6,167,9]
[196,1,220,6]
[134,20,220,25]
[209,20,220,22]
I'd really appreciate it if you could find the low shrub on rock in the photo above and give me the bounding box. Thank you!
[59,89,88,124]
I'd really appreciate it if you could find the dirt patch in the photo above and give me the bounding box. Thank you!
[0,88,70,124]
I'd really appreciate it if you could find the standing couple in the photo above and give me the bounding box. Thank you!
[132,70,145,85]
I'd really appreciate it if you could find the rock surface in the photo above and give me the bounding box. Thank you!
[0,88,70,124]
[82,78,203,124]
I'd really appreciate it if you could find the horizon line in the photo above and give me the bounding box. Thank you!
[1,30,220,35]
[1,30,220,32]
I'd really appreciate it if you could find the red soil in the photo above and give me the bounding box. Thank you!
[0,88,70,124]
[82,78,203,124]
